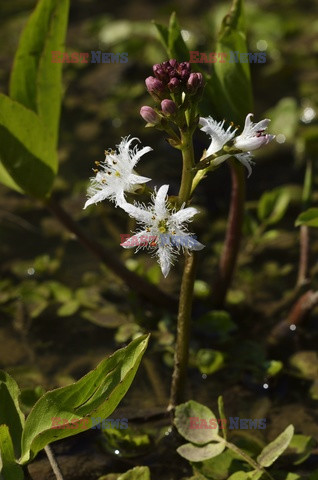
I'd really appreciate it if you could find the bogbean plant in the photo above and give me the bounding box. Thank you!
[83,57,275,411]
[0,0,313,478]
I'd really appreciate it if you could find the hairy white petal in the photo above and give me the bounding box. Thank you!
[200,116,236,156]
[129,173,152,185]
[154,184,170,217]
[158,246,172,277]
[171,206,199,223]
[234,152,255,177]
[121,231,149,248]
[121,202,153,223]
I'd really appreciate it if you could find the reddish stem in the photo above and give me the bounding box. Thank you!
[212,160,246,308]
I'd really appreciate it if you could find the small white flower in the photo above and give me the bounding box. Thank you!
[120,185,204,277]
[234,113,275,151]
[200,113,275,177]
[199,117,236,156]
[84,136,152,209]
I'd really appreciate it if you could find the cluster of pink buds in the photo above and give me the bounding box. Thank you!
[140,59,204,126]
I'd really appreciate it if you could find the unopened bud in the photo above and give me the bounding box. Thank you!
[179,61,190,71]
[161,99,177,115]
[169,59,178,68]
[153,65,169,82]
[168,77,181,92]
[187,72,203,93]
[145,76,164,94]
[140,106,160,124]
[180,69,190,81]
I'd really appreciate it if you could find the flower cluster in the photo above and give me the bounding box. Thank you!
[140,59,203,126]
[146,59,203,99]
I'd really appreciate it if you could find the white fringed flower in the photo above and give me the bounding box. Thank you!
[199,113,275,177]
[84,137,152,209]
[120,185,205,277]
[199,117,236,156]
[234,113,275,151]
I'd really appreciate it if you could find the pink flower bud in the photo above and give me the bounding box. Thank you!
[187,72,203,93]
[140,106,160,124]
[145,76,164,94]
[169,59,178,68]
[168,77,181,92]
[161,99,177,115]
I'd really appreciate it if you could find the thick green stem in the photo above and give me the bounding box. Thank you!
[178,131,195,206]
[168,251,197,409]
[212,160,246,308]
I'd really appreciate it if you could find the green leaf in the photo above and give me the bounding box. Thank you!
[195,448,242,480]
[177,441,225,462]
[258,189,290,225]
[264,360,283,377]
[0,162,23,194]
[266,98,298,143]
[153,12,189,61]
[0,425,24,480]
[10,0,70,147]
[57,299,80,317]
[0,95,57,198]
[174,401,219,444]
[289,351,318,380]
[206,0,253,125]
[118,466,151,480]
[227,472,263,480]
[98,467,151,480]
[257,425,294,467]
[196,311,237,342]
[20,335,149,464]
[0,371,25,459]
[196,349,225,375]
[295,208,318,227]
[288,434,316,465]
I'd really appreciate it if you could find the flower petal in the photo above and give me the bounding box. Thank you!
[131,146,153,166]
[84,186,112,209]
[121,231,149,248]
[121,202,153,223]
[234,152,255,178]
[129,173,152,185]
[154,184,169,217]
[171,206,199,223]
[187,237,205,251]
[157,246,172,277]
[200,116,236,156]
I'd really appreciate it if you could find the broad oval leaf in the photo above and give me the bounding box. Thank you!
[174,400,219,444]
[295,208,318,228]
[177,441,225,462]
[20,334,149,464]
[257,424,294,467]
